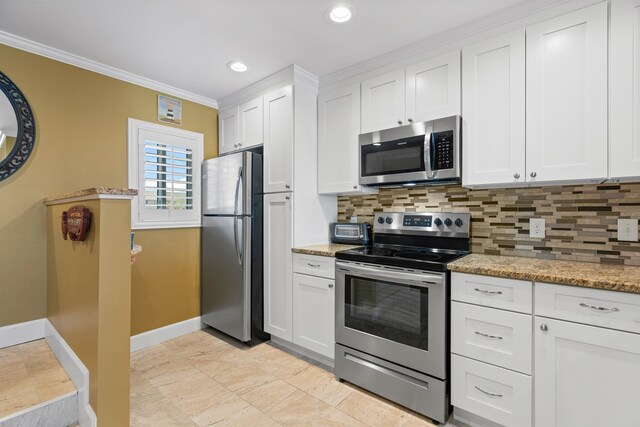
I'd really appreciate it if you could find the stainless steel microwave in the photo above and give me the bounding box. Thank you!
[359,115,461,186]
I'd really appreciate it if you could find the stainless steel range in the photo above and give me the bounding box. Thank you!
[334,211,470,424]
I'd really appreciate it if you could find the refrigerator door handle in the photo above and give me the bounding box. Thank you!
[233,167,243,215]
[234,217,242,265]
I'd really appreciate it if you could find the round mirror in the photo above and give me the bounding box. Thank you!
[0,71,36,181]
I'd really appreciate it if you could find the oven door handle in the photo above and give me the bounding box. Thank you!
[337,263,444,286]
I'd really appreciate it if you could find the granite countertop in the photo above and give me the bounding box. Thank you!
[44,187,138,203]
[449,253,640,294]
[292,243,363,257]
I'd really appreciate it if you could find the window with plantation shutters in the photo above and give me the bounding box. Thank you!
[128,119,203,229]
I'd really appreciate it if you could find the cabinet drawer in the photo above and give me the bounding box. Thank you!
[452,302,532,374]
[452,273,532,314]
[292,253,335,279]
[452,355,532,427]
[536,282,640,334]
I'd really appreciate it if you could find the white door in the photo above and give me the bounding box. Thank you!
[238,96,263,149]
[361,68,406,133]
[263,192,293,341]
[263,86,293,193]
[610,0,640,180]
[406,50,461,124]
[535,317,640,427]
[219,106,239,155]
[526,2,608,183]
[462,30,526,187]
[293,273,335,359]
[318,83,367,194]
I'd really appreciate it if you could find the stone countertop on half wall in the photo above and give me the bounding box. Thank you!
[292,243,363,257]
[448,253,640,294]
[43,187,138,204]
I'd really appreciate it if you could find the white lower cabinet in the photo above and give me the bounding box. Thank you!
[453,274,640,427]
[452,355,532,427]
[263,193,293,341]
[292,272,335,359]
[535,316,640,427]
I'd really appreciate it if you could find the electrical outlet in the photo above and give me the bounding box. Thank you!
[618,219,639,242]
[530,218,545,238]
[350,216,358,223]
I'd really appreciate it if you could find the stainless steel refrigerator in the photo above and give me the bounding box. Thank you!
[201,151,269,343]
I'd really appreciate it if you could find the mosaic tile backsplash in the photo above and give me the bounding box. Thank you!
[338,183,640,266]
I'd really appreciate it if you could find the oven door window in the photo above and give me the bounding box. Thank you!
[361,135,425,177]
[345,275,428,350]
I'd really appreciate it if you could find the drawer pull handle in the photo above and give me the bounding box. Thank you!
[474,288,502,295]
[579,302,619,312]
[307,263,321,268]
[475,331,503,340]
[475,386,502,398]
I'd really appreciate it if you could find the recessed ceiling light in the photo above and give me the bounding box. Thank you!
[328,5,354,23]
[227,61,248,73]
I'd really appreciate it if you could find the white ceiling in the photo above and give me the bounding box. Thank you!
[1,0,553,102]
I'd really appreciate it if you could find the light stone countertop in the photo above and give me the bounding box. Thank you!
[292,243,363,257]
[449,253,640,294]
[44,187,138,203]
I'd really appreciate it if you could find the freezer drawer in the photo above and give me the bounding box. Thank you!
[201,215,251,341]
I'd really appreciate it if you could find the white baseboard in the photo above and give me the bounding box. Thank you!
[0,318,45,349]
[130,316,203,353]
[44,320,97,427]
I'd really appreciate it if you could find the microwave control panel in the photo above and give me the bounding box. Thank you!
[432,131,454,170]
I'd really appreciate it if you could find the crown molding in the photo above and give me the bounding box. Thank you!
[218,64,319,109]
[0,30,218,109]
[319,0,598,89]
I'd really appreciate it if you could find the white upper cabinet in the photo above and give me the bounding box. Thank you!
[238,96,263,149]
[219,106,239,155]
[361,69,406,133]
[263,86,294,193]
[318,83,368,194]
[526,2,608,183]
[406,50,461,124]
[610,0,640,180]
[463,30,526,187]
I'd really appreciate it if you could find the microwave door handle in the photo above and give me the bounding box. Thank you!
[425,132,435,179]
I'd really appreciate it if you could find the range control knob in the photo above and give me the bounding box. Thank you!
[454,218,464,227]
[385,217,393,224]
[434,218,443,226]
[444,218,453,227]
[377,216,385,224]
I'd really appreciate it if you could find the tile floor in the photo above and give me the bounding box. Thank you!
[131,328,439,427]
[0,339,76,418]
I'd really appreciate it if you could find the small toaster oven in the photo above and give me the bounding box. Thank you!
[330,222,371,245]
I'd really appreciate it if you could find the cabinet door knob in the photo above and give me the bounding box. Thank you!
[328,283,334,288]
[285,196,290,200]
[530,172,537,178]
[353,185,358,189]
[238,143,242,147]
[285,184,290,189]
[397,120,403,125]
[234,144,238,148]
[407,118,413,123]
[514,173,520,179]
[540,324,548,332]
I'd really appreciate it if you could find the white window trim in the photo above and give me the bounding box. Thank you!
[128,118,204,230]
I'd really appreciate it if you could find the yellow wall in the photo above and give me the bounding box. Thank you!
[0,43,218,329]
[4,136,15,154]
[47,197,132,425]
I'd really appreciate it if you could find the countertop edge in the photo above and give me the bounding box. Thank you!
[44,187,138,205]
[448,256,640,295]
